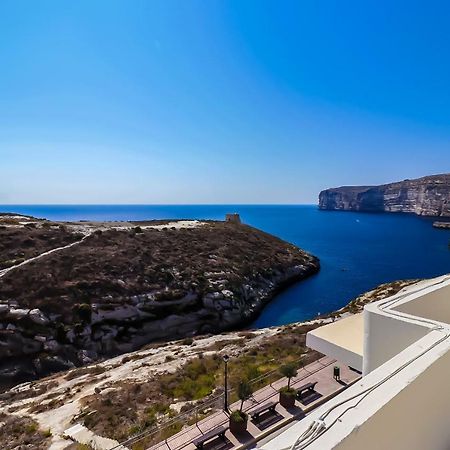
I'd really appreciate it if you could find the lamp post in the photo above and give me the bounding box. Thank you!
[223,354,229,413]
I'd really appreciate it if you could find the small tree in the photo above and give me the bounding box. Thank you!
[230,380,253,432]
[237,381,253,412]
[279,363,297,389]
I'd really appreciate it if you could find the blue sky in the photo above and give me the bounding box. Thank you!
[1,0,449,204]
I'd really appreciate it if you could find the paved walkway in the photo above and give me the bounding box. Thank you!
[146,356,360,450]
[64,423,128,450]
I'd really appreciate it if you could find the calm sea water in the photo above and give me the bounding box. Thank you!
[1,205,449,327]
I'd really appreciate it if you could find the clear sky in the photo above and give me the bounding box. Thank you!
[1,0,449,204]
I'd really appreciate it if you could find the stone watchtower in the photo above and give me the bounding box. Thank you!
[225,213,241,224]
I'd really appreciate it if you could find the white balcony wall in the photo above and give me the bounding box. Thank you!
[335,344,450,450]
[363,304,429,375]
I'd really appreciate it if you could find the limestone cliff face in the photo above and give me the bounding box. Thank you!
[319,174,450,217]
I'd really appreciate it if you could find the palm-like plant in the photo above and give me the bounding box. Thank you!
[279,363,297,389]
[229,380,253,433]
[237,380,253,412]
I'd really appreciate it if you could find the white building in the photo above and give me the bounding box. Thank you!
[261,274,450,450]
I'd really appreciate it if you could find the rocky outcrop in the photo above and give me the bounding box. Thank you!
[0,217,319,390]
[319,174,450,217]
[433,221,450,229]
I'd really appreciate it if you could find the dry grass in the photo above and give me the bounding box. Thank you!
[0,412,52,449]
[77,322,321,444]
[341,279,420,315]
[0,221,82,270]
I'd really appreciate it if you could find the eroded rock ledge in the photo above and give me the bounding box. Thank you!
[319,173,450,217]
[0,215,319,389]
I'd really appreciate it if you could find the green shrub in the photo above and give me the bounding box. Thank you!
[160,356,221,400]
[237,381,253,412]
[25,423,37,433]
[279,386,296,397]
[230,410,247,423]
[279,363,298,388]
[128,424,141,436]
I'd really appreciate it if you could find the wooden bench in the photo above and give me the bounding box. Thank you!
[296,381,317,399]
[250,400,278,421]
[193,425,228,449]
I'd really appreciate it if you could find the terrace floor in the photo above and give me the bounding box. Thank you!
[147,356,361,450]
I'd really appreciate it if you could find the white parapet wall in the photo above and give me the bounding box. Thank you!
[362,303,429,375]
[363,276,450,375]
[331,338,450,450]
[261,274,450,450]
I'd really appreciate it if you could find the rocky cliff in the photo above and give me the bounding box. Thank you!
[0,214,319,389]
[319,173,450,217]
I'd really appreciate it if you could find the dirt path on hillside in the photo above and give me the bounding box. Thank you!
[0,233,90,280]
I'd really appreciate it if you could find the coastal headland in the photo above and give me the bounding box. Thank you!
[319,173,450,217]
[0,213,319,389]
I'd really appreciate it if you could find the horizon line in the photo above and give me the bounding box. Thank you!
[0,203,318,207]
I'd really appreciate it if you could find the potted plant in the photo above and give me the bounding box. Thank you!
[279,363,298,408]
[229,381,253,434]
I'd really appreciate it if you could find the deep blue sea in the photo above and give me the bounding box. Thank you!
[1,205,449,328]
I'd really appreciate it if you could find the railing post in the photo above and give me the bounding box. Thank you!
[223,354,229,413]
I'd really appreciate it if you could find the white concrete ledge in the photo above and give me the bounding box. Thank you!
[306,314,363,372]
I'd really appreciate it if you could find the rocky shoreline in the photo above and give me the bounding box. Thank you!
[433,221,450,229]
[0,214,319,390]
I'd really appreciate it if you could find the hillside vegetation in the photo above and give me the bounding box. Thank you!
[0,214,319,390]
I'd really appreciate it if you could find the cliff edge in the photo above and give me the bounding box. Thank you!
[319,173,450,217]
